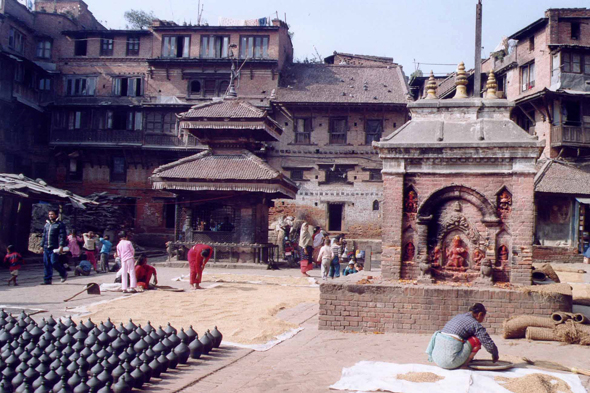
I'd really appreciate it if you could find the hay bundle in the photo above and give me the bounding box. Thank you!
[503,315,554,339]
[555,321,590,345]
[525,327,560,342]
[551,311,572,324]
[573,313,589,324]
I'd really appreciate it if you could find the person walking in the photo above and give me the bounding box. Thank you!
[41,210,68,285]
[4,245,24,286]
[115,231,137,293]
[426,303,499,369]
[316,238,334,281]
[98,235,113,272]
[187,244,213,290]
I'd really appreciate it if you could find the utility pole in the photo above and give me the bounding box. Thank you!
[474,0,483,97]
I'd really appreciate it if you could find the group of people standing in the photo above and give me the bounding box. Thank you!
[283,214,363,280]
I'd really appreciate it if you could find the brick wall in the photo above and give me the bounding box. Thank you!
[319,277,572,334]
[533,245,584,264]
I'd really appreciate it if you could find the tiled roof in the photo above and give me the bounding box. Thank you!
[535,160,590,195]
[276,64,410,104]
[152,150,281,180]
[180,100,267,119]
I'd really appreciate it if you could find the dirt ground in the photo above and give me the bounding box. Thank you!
[0,260,588,392]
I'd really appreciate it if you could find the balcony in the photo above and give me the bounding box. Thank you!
[50,129,202,149]
[551,125,590,147]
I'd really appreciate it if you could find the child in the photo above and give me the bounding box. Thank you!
[355,262,364,272]
[74,253,93,276]
[342,261,358,276]
[98,235,113,273]
[82,231,99,273]
[115,231,137,293]
[316,238,334,281]
[4,245,24,286]
[329,235,344,279]
[135,254,158,290]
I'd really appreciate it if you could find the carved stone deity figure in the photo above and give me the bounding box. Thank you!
[404,190,418,213]
[497,190,512,219]
[497,245,509,267]
[403,242,415,262]
[445,235,467,269]
[473,248,485,268]
[430,246,441,267]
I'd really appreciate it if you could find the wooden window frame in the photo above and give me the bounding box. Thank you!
[293,118,312,144]
[521,62,535,92]
[289,169,304,181]
[571,22,581,40]
[8,27,24,53]
[200,35,230,58]
[239,35,269,59]
[365,119,383,145]
[329,117,348,145]
[126,36,140,56]
[110,157,127,183]
[162,35,191,58]
[74,39,87,56]
[36,40,52,59]
[100,38,114,56]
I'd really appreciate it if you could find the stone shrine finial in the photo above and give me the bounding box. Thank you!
[453,62,469,99]
[425,71,437,99]
[485,70,498,99]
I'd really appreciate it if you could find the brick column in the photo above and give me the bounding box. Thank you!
[381,174,404,280]
[509,174,535,286]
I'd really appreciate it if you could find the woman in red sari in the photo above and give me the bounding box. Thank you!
[135,254,158,290]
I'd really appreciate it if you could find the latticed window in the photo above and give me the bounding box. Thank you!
[329,118,347,144]
[192,205,235,232]
[127,37,140,56]
[294,118,311,144]
[325,166,349,184]
[365,119,383,144]
[100,38,114,56]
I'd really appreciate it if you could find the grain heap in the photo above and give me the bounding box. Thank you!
[495,373,573,393]
[395,372,444,383]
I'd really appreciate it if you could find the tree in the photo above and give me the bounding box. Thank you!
[124,9,157,30]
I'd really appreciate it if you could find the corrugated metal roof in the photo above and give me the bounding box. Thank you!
[152,150,280,180]
[276,64,410,104]
[179,121,266,130]
[180,100,267,119]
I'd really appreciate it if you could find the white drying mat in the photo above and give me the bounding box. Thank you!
[330,361,586,393]
[223,327,304,352]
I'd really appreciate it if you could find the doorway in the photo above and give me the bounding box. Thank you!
[328,203,343,232]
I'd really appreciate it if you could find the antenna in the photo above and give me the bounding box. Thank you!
[197,0,204,26]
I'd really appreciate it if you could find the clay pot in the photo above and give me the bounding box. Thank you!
[0,381,8,393]
[134,326,146,338]
[117,351,130,364]
[3,367,16,383]
[147,358,161,379]
[174,342,190,364]
[40,333,53,344]
[112,376,130,393]
[59,334,74,347]
[18,351,32,364]
[90,344,102,355]
[29,327,43,341]
[199,333,212,355]
[96,369,112,387]
[132,338,147,354]
[16,362,28,374]
[139,361,152,384]
[119,373,134,390]
[124,321,136,334]
[166,350,179,369]
[27,356,40,370]
[66,372,82,390]
[66,362,78,376]
[145,348,156,361]
[39,354,51,366]
[167,333,180,347]
[155,327,166,340]
[86,374,102,391]
[52,375,70,393]
[106,354,119,368]
[188,336,203,359]
[23,367,39,384]
[143,322,154,335]
[9,325,24,337]
[106,330,117,343]
[0,332,13,347]
[115,325,126,336]
[129,357,142,370]
[21,331,33,344]
[48,350,61,362]
[126,331,139,345]
[55,364,69,380]
[45,368,59,388]
[101,360,114,373]
[177,328,189,344]
[15,382,33,393]
[110,364,125,382]
[104,319,114,332]
[130,368,144,389]
[6,354,20,368]
[211,327,223,348]
[87,353,99,367]
[151,341,165,355]
[121,360,132,373]
[72,377,89,393]
[118,334,129,346]
[65,326,77,337]
[71,341,84,354]
[84,333,97,348]
[95,348,109,361]
[51,327,64,340]
[110,338,125,355]
[96,333,109,347]
[156,354,169,374]
[83,319,95,331]
[76,357,89,372]
[34,380,51,393]
[49,359,61,371]
[62,346,75,358]
[96,381,112,393]
[90,362,104,376]
[68,352,80,364]
[161,337,174,351]
[11,371,25,389]
[32,375,45,390]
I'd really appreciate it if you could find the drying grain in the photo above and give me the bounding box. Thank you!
[84,283,319,345]
[494,373,573,393]
[396,372,444,383]
[203,273,314,287]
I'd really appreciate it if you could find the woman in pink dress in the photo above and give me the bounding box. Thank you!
[67,230,83,265]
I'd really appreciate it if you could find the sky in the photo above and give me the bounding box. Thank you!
[86,0,589,77]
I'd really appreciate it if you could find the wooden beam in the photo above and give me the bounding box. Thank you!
[542,95,554,125]
[517,105,535,125]
[530,101,546,122]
